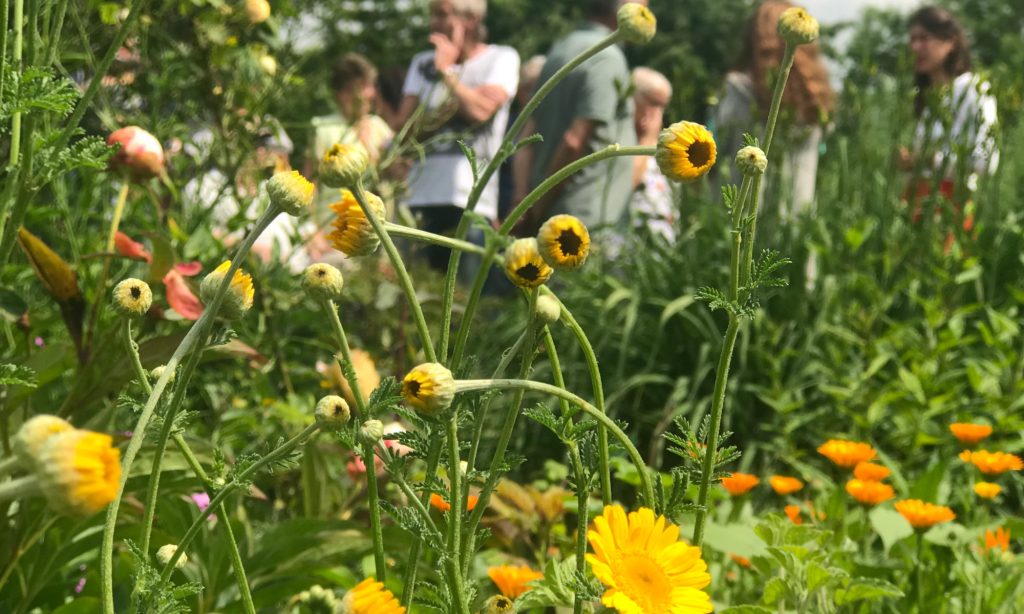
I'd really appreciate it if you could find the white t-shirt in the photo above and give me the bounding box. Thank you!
[402,45,520,220]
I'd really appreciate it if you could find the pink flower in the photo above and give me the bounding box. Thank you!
[114,231,152,263]
[162,268,203,320]
[107,126,166,180]
[190,492,211,512]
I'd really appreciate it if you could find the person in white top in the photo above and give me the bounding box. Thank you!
[901,6,998,196]
[629,67,676,244]
[395,0,520,274]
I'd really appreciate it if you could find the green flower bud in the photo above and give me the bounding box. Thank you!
[112,278,153,318]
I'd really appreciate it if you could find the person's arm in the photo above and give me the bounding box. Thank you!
[440,73,509,124]
[511,117,537,206]
[392,94,421,133]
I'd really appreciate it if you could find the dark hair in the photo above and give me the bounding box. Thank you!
[330,53,378,93]
[909,6,972,116]
[588,0,619,18]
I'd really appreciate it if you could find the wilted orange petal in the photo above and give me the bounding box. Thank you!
[114,231,152,263]
[162,269,203,320]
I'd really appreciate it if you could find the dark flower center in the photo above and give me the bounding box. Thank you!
[557,229,582,256]
[497,597,511,608]
[130,286,141,300]
[406,380,421,398]
[687,140,713,167]
[516,263,540,281]
[317,268,326,277]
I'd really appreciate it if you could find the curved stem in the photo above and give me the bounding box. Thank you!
[100,204,282,614]
[455,378,654,507]
[466,329,529,473]
[350,183,435,363]
[383,222,487,256]
[400,440,442,609]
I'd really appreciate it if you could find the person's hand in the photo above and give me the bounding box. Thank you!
[430,21,464,73]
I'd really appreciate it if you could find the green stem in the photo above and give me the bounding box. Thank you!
[455,378,654,506]
[377,446,441,537]
[915,532,925,612]
[322,300,368,415]
[400,440,442,609]
[0,455,21,476]
[0,475,41,501]
[383,221,487,256]
[437,31,625,361]
[350,183,435,362]
[762,46,797,158]
[7,0,23,167]
[100,204,282,614]
[465,329,529,474]
[445,415,469,614]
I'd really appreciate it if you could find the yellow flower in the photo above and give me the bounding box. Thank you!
[480,594,517,614]
[402,362,456,417]
[769,475,803,495]
[37,429,121,516]
[200,260,255,319]
[112,278,153,318]
[894,499,956,530]
[13,415,73,469]
[328,190,385,257]
[266,170,314,215]
[504,238,553,288]
[777,6,819,46]
[845,479,895,506]
[960,449,1024,476]
[974,482,1002,500]
[586,505,712,614]
[949,423,992,446]
[817,439,876,468]
[488,565,544,598]
[655,121,717,182]
[319,143,370,188]
[537,215,590,271]
[983,527,1010,554]
[301,263,344,301]
[315,395,351,427]
[339,578,404,614]
[17,227,80,302]
[735,145,767,176]
[721,472,759,496]
[245,0,271,25]
[853,462,890,482]
[616,2,657,45]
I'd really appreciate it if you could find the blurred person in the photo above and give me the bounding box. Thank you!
[375,66,408,131]
[713,0,835,217]
[395,0,520,275]
[629,66,675,243]
[512,0,641,236]
[498,54,546,219]
[900,6,998,201]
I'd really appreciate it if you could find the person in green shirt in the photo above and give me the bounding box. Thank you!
[512,0,642,236]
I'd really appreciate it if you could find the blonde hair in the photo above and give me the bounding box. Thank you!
[632,66,673,101]
[432,0,487,18]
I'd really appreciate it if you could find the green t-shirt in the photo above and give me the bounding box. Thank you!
[529,22,636,228]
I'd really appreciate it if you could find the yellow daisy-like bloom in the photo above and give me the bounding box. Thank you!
[301,263,344,301]
[488,565,544,598]
[339,578,404,614]
[504,238,553,288]
[200,261,255,319]
[894,499,956,530]
[853,461,890,482]
[586,505,712,614]
[654,121,717,183]
[777,6,819,46]
[960,449,1024,476]
[13,414,73,469]
[480,595,516,614]
[402,362,456,417]
[974,482,1002,500]
[769,475,803,495]
[616,2,657,45]
[845,479,895,507]
[328,190,385,257]
[267,170,314,216]
[319,143,370,188]
[720,472,759,496]
[37,429,121,516]
[949,423,993,446]
[817,439,876,468]
[983,527,1010,554]
[537,215,590,271]
[112,278,153,318]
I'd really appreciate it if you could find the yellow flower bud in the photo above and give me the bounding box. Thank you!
[480,594,517,613]
[537,215,590,271]
[13,415,73,469]
[616,2,657,44]
[37,429,121,516]
[402,362,456,417]
[504,238,553,289]
[328,190,385,257]
[735,145,767,176]
[655,121,717,182]
[301,263,344,301]
[149,364,176,384]
[156,544,187,569]
[319,143,370,189]
[112,278,153,318]
[200,261,255,319]
[777,6,819,46]
[360,419,385,445]
[267,170,314,216]
[316,395,351,427]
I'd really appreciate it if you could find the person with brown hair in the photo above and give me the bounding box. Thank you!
[713,0,835,216]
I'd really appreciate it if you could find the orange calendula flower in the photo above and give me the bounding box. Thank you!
[721,472,760,496]
[729,553,752,568]
[949,423,992,446]
[973,482,1002,500]
[983,527,1011,554]
[429,493,478,512]
[769,475,804,495]
[784,505,802,524]
[853,462,890,482]
[340,578,404,614]
[845,479,895,506]
[817,439,877,468]
[587,505,712,614]
[894,499,956,530]
[487,565,544,599]
[960,450,1024,476]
